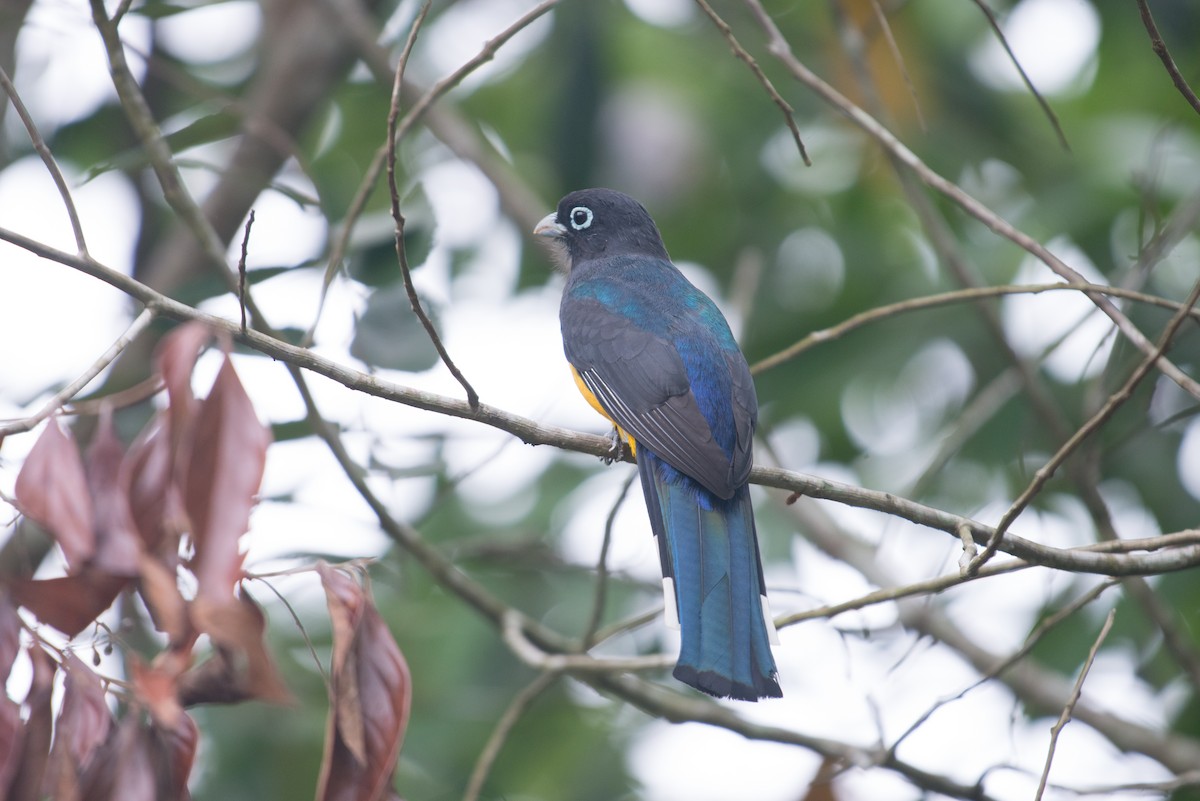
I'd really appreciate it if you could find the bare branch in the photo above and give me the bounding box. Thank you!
[970,0,1069,149]
[0,307,157,437]
[1034,608,1117,801]
[462,670,560,801]
[969,274,1200,572]
[890,579,1118,756]
[5,225,1200,581]
[0,64,88,255]
[385,1,479,409]
[740,0,1200,401]
[503,611,672,674]
[310,0,561,348]
[867,0,925,130]
[88,0,256,316]
[750,281,1200,375]
[1136,0,1200,117]
[694,0,810,165]
[236,210,255,334]
[582,472,637,649]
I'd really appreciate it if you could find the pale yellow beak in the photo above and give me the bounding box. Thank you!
[533,212,566,238]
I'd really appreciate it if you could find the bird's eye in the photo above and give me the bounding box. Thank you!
[569,206,594,231]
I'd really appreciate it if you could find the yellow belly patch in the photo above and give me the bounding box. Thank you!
[570,365,637,456]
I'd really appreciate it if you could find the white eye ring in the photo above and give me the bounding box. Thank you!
[569,206,594,230]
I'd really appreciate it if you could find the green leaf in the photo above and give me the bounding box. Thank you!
[350,286,439,372]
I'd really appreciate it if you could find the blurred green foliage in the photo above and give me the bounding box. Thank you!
[5,0,1200,797]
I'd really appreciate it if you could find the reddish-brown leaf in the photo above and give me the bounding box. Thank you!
[131,658,184,731]
[175,646,252,707]
[0,608,23,789]
[0,695,19,793]
[137,554,190,646]
[84,411,141,577]
[149,711,198,801]
[0,598,19,789]
[8,645,56,801]
[318,563,364,696]
[0,591,19,678]
[14,418,94,570]
[185,357,270,602]
[124,421,184,556]
[190,591,291,704]
[44,653,112,800]
[316,565,412,801]
[56,653,112,770]
[155,321,211,451]
[10,573,128,638]
[77,714,155,801]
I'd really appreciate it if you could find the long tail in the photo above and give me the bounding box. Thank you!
[638,451,781,700]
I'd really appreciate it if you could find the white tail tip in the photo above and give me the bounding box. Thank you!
[763,595,780,645]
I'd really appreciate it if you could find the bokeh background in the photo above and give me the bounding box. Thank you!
[3,0,1200,799]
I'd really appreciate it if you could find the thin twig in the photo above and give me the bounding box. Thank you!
[7,227,1200,581]
[237,210,255,334]
[0,307,157,437]
[776,556,1026,628]
[582,472,637,649]
[868,0,925,130]
[970,0,1069,150]
[89,0,275,336]
[740,0,1200,402]
[386,2,479,409]
[694,0,810,165]
[969,274,1200,572]
[1034,608,1117,801]
[0,65,89,255]
[749,281,1200,375]
[1135,0,1200,117]
[889,580,1118,756]
[246,574,328,683]
[6,232,1200,794]
[309,0,561,349]
[503,611,673,673]
[461,670,560,801]
[60,375,164,418]
[588,606,663,646]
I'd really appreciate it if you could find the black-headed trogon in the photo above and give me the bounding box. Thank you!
[535,188,781,701]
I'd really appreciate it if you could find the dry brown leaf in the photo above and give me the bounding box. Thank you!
[56,653,112,771]
[7,645,56,801]
[123,421,184,557]
[316,564,412,801]
[0,694,19,794]
[0,592,19,678]
[84,410,141,577]
[185,357,270,603]
[189,591,291,704]
[150,711,198,801]
[10,573,128,638]
[44,653,113,800]
[0,595,19,789]
[155,321,210,458]
[136,554,190,645]
[78,714,156,801]
[14,418,94,570]
[131,657,185,731]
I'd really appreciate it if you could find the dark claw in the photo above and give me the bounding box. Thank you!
[602,426,625,464]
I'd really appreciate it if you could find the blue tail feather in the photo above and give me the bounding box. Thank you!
[638,451,781,700]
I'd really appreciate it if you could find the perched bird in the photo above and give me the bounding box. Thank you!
[535,188,781,701]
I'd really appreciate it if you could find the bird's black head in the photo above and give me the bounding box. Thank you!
[534,188,670,270]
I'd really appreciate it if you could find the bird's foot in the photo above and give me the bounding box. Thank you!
[602,426,627,464]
